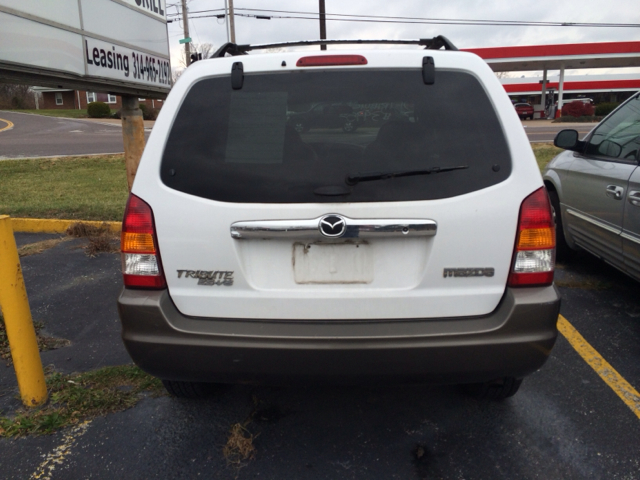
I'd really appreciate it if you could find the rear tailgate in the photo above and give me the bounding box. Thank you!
[133,49,543,320]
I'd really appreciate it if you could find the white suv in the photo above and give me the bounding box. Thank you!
[118,37,560,400]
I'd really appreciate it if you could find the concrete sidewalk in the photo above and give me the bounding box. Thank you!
[521,119,598,127]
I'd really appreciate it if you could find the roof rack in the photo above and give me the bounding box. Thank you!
[211,36,458,58]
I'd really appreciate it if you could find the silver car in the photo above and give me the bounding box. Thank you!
[544,93,640,280]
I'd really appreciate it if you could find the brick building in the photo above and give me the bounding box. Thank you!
[33,87,164,111]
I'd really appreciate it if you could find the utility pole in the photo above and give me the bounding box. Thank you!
[228,0,236,43]
[319,0,327,50]
[181,0,191,66]
[224,0,230,42]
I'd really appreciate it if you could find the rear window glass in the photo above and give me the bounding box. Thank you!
[161,69,511,203]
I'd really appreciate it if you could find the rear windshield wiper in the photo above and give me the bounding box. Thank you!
[345,165,469,186]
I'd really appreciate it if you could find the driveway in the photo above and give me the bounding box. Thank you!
[0,111,152,159]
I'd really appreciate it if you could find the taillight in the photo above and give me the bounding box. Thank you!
[121,194,166,289]
[508,187,556,287]
[296,55,367,67]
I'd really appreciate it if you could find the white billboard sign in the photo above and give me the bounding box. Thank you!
[0,0,170,97]
[85,38,171,88]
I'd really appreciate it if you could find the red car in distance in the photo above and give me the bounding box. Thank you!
[514,103,534,120]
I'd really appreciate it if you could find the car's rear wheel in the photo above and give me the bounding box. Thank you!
[464,377,522,400]
[162,379,217,399]
[548,189,571,262]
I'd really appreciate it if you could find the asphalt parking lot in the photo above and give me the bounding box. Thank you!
[1,232,639,479]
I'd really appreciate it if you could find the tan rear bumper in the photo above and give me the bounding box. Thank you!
[118,286,560,385]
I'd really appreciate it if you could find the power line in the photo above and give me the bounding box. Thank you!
[167,7,224,17]
[239,8,640,27]
[168,7,640,28]
[176,12,640,28]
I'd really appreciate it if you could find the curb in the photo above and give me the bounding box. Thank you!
[11,218,121,234]
[0,152,125,161]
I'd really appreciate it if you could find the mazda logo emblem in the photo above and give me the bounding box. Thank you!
[319,214,346,237]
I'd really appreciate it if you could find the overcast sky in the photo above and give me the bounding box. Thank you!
[166,0,640,77]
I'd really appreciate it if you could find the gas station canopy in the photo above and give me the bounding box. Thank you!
[462,41,640,118]
[463,41,640,72]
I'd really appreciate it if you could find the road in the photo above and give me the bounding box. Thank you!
[522,120,596,143]
[0,111,150,159]
[0,111,595,159]
[305,122,597,145]
[0,233,639,479]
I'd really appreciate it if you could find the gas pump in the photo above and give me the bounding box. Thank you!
[545,89,555,119]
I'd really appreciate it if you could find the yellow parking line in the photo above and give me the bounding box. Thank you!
[30,420,92,479]
[0,118,14,132]
[558,315,640,420]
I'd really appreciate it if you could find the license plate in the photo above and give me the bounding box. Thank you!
[293,242,373,284]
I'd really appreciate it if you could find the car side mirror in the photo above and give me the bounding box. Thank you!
[554,129,582,151]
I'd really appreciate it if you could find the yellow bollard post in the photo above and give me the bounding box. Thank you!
[0,215,47,407]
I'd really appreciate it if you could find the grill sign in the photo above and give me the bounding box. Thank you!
[133,0,165,16]
[443,268,495,278]
[120,0,167,20]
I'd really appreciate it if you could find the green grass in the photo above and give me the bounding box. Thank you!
[0,155,128,221]
[531,142,563,171]
[12,109,89,119]
[0,365,164,436]
[0,145,560,222]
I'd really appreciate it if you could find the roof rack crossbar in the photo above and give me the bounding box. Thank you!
[209,36,458,58]
[211,42,246,58]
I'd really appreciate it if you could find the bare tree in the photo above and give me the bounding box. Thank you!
[179,43,215,68]
[172,68,183,84]
[494,71,513,79]
[199,43,214,60]
[0,84,36,109]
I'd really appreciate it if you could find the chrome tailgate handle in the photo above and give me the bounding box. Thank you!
[629,190,640,207]
[231,216,437,239]
[606,185,624,200]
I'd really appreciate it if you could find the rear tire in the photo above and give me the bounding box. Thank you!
[464,377,522,400]
[548,189,571,262]
[162,380,217,399]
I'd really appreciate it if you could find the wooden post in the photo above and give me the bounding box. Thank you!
[121,95,146,190]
